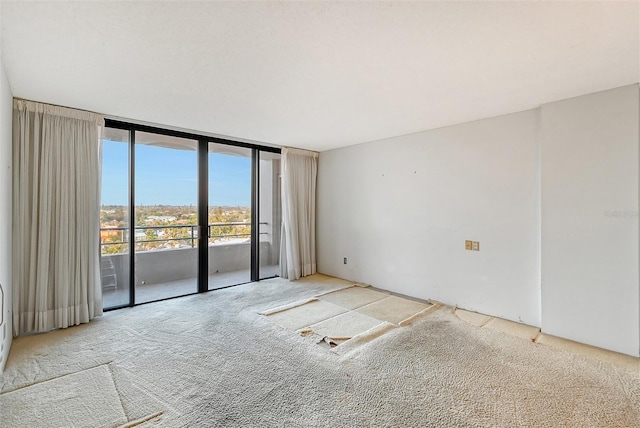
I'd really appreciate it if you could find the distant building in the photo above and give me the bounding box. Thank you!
[145,216,176,222]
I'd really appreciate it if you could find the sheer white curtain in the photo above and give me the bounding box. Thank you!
[279,147,319,280]
[13,99,103,335]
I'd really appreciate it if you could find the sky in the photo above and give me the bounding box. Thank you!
[101,140,251,206]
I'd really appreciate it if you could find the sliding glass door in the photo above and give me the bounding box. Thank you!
[259,151,282,279]
[100,128,131,309]
[134,132,199,303]
[100,121,281,309]
[207,143,252,289]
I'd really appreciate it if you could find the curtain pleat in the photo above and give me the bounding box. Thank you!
[279,147,318,280]
[12,100,103,335]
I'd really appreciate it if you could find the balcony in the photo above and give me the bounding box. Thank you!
[101,223,279,308]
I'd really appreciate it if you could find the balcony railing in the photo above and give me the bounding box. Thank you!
[100,222,268,253]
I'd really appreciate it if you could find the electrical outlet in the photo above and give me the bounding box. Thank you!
[472,241,480,251]
[343,257,347,265]
[465,240,472,250]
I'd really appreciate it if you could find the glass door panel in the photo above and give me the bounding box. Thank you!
[101,128,131,309]
[259,152,281,279]
[208,143,252,289]
[134,131,199,303]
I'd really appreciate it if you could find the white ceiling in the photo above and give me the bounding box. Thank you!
[1,1,638,152]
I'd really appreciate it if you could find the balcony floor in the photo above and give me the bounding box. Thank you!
[103,264,279,308]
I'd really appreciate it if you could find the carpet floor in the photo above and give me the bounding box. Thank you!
[1,274,638,427]
[264,285,432,343]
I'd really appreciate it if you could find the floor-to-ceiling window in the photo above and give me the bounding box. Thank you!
[134,131,199,304]
[207,143,253,289]
[259,151,282,280]
[100,128,131,309]
[100,121,280,310]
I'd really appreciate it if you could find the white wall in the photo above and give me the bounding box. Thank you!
[541,85,640,357]
[317,84,640,357]
[318,110,541,326]
[0,54,13,370]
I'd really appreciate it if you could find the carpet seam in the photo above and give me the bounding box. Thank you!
[0,361,115,395]
[258,297,319,315]
[259,284,354,316]
[398,303,440,326]
[312,283,356,297]
[117,411,164,428]
[106,362,131,423]
[333,322,398,356]
[115,366,181,417]
[316,288,390,310]
[479,316,495,328]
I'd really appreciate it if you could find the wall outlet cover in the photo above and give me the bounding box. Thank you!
[465,240,472,250]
